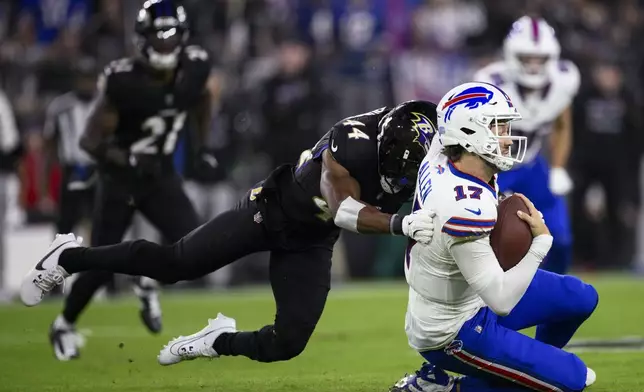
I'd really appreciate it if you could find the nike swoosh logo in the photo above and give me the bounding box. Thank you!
[330,140,338,152]
[35,242,72,271]
[168,326,231,355]
[464,208,482,216]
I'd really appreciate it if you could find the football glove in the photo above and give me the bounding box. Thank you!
[402,209,436,245]
[191,147,223,183]
[549,167,573,195]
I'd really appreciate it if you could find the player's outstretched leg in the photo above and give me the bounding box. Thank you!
[19,206,271,306]
[498,269,599,349]
[159,247,332,365]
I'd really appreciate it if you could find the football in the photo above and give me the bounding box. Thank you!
[490,195,533,271]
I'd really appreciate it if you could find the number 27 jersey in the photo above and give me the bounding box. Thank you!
[98,45,211,165]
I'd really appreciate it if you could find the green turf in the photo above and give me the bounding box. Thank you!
[1,275,643,391]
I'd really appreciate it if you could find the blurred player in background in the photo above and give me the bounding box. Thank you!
[42,58,97,237]
[473,16,580,274]
[21,100,438,365]
[391,82,598,392]
[46,0,217,361]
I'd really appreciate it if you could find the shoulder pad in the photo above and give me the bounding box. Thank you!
[555,59,580,97]
[328,118,375,169]
[473,62,507,86]
[97,58,134,98]
[438,189,497,240]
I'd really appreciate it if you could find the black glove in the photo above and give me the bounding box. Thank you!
[129,153,163,179]
[191,147,223,183]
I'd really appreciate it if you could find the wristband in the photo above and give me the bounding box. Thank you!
[334,196,366,233]
[390,214,404,235]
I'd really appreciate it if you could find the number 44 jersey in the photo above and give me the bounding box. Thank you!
[253,107,417,247]
[98,45,211,174]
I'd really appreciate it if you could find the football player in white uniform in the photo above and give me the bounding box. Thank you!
[473,16,580,274]
[390,82,598,392]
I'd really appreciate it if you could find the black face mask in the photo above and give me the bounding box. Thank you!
[75,91,94,102]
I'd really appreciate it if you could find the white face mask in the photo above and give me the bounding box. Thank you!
[147,47,181,70]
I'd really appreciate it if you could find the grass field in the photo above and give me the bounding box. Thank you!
[1,275,644,392]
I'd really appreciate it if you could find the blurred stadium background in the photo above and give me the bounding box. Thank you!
[1,0,643,295]
[1,1,644,391]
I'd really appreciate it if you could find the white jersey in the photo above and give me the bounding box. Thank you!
[473,60,580,163]
[404,143,499,351]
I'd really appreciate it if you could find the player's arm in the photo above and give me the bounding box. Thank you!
[549,105,572,169]
[548,61,580,195]
[79,90,126,166]
[320,149,392,234]
[320,150,433,242]
[447,194,552,316]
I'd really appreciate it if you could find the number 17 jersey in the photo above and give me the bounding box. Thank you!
[405,143,498,351]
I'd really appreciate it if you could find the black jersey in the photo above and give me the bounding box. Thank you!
[98,45,211,174]
[255,107,416,243]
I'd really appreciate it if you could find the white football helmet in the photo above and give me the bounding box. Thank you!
[503,16,561,88]
[437,82,526,171]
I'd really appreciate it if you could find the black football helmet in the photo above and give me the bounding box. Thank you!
[134,0,189,70]
[377,100,438,194]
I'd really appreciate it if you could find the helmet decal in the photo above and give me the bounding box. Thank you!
[442,86,494,121]
[410,112,436,150]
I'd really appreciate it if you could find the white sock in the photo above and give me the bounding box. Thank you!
[586,368,596,386]
[53,314,73,330]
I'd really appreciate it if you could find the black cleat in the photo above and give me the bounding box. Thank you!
[133,277,163,334]
[49,321,83,361]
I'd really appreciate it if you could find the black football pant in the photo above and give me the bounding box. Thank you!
[56,167,95,234]
[59,196,332,363]
[62,174,199,324]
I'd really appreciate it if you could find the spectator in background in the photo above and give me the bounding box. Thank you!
[260,34,324,167]
[20,0,91,44]
[335,0,388,118]
[0,86,22,292]
[571,60,642,268]
[390,0,486,104]
[81,0,126,66]
[0,12,44,126]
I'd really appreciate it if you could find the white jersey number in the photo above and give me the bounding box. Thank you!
[131,112,187,155]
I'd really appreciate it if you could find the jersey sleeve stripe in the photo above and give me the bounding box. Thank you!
[445,217,496,228]
[442,226,491,237]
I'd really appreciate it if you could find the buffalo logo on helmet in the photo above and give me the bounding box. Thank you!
[442,86,495,121]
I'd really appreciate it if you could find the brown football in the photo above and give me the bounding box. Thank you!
[490,195,532,271]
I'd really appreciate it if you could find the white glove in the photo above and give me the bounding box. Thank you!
[402,209,436,245]
[549,167,573,195]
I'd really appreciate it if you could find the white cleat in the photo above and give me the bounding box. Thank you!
[586,367,596,387]
[157,313,236,366]
[20,233,82,306]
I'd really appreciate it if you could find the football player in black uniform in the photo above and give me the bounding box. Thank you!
[45,0,217,360]
[21,100,439,365]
